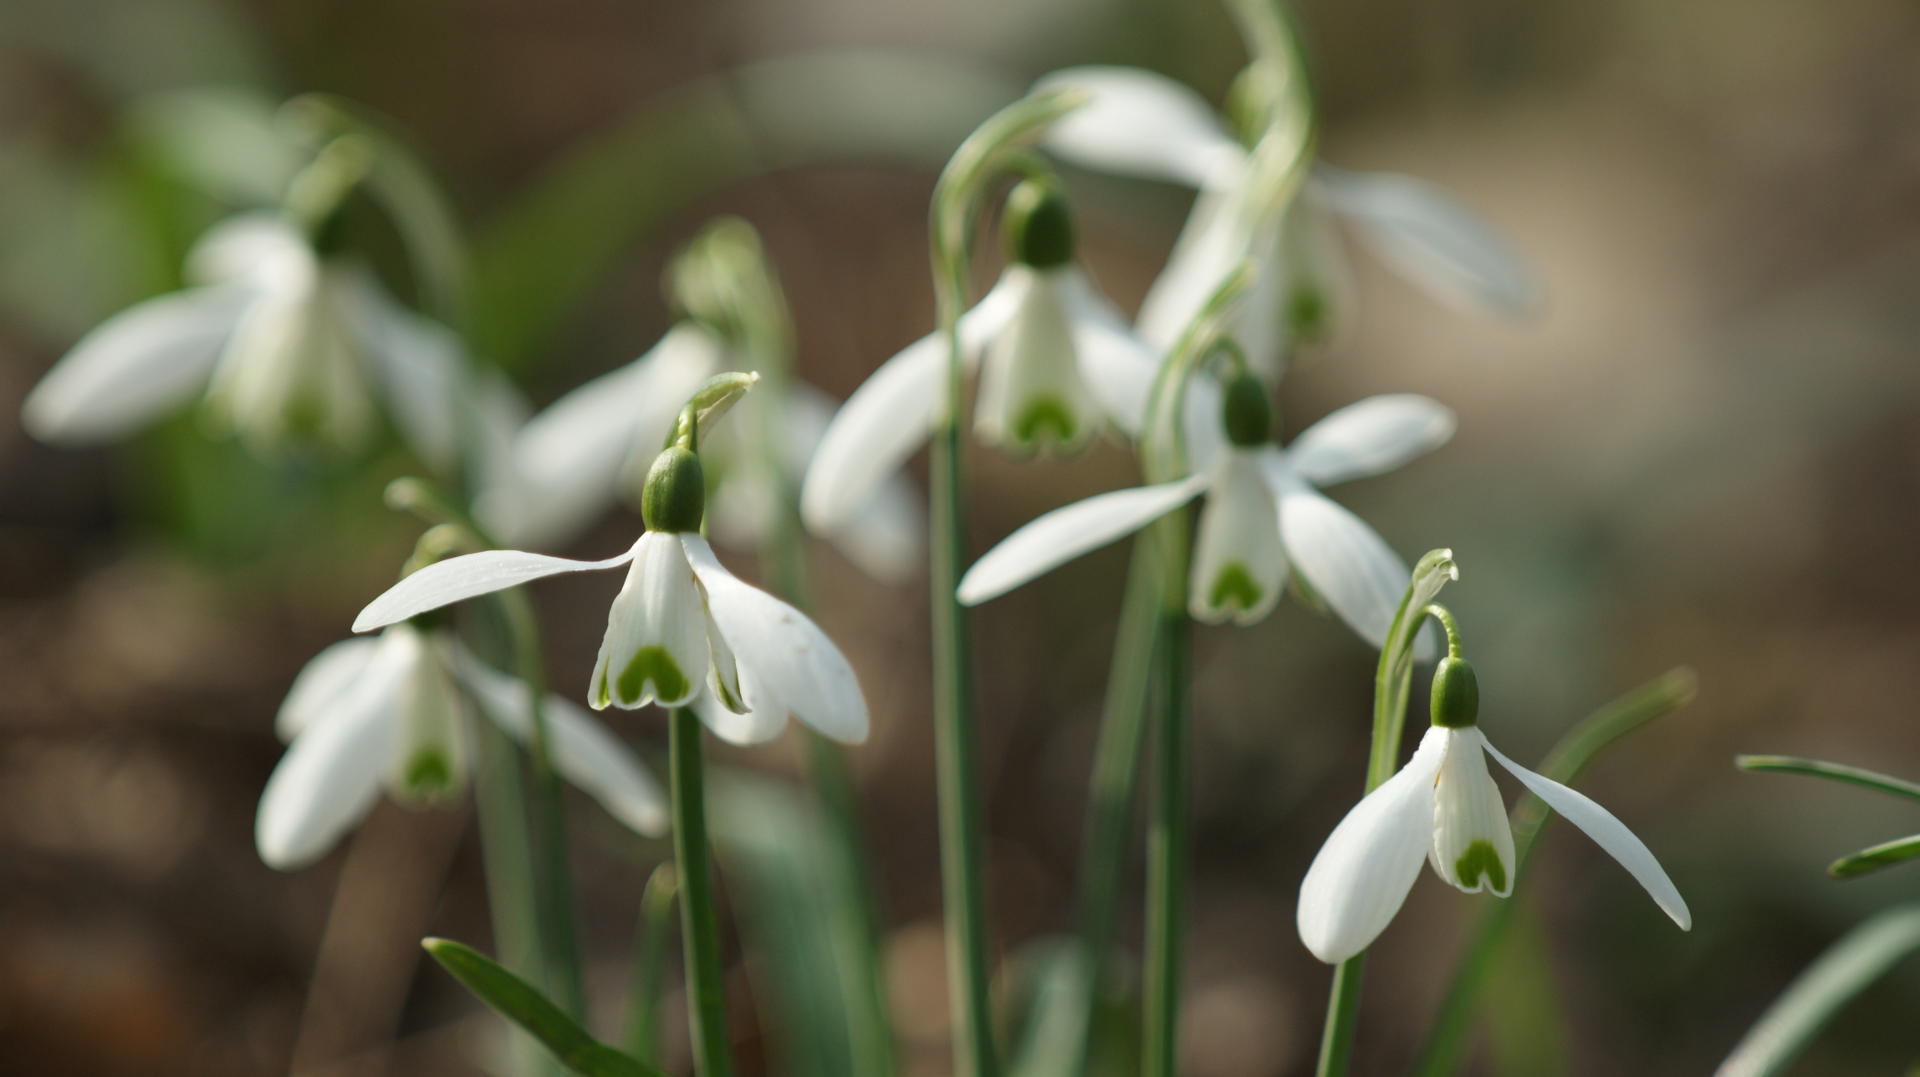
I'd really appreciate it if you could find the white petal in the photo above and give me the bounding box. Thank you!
[1189,452,1286,625]
[1312,165,1538,317]
[454,647,668,836]
[957,475,1209,606]
[800,271,1023,533]
[1035,66,1247,190]
[21,285,250,444]
[492,324,722,547]
[255,635,411,870]
[1136,185,1251,353]
[682,535,868,743]
[276,637,383,742]
[1287,395,1457,488]
[1269,463,1414,650]
[356,281,473,473]
[694,664,790,746]
[1428,729,1517,896]
[1062,274,1227,475]
[1482,738,1692,930]
[974,267,1098,455]
[354,543,639,633]
[385,629,470,803]
[185,213,307,286]
[590,531,710,710]
[1297,727,1448,963]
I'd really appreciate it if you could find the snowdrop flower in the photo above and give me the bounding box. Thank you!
[1296,647,1691,964]
[959,373,1453,646]
[257,622,666,870]
[21,212,468,466]
[801,178,1167,536]
[478,323,920,583]
[1036,66,1537,374]
[357,440,869,747]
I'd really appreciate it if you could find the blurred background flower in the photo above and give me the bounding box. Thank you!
[3,0,1919,1074]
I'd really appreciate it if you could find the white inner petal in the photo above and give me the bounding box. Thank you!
[1188,450,1287,626]
[591,530,710,710]
[1428,728,1517,897]
[973,267,1095,455]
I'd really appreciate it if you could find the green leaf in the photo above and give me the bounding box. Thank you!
[422,938,665,1077]
[1717,904,1920,1077]
[1828,834,1920,879]
[1735,755,1920,804]
[708,770,887,1077]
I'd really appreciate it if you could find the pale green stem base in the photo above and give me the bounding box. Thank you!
[671,707,734,1077]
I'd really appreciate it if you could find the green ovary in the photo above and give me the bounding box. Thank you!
[1454,840,1508,893]
[1208,563,1264,612]
[1013,397,1078,448]
[617,646,690,706]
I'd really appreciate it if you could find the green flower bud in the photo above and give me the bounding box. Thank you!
[1221,371,1273,448]
[640,445,706,533]
[1430,655,1480,729]
[1002,178,1075,269]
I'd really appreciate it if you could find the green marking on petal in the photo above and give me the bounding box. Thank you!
[591,665,611,709]
[712,671,748,715]
[617,646,689,706]
[1289,285,1328,342]
[401,749,456,802]
[1454,839,1508,893]
[1208,562,1263,613]
[1012,397,1079,449]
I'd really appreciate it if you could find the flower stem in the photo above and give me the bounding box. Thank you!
[1142,512,1193,1077]
[500,589,584,1019]
[928,398,999,1077]
[805,732,900,1076]
[626,863,679,1064]
[472,722,564,1077]
[1035,541,1164,1071]
[670,706,734,1077]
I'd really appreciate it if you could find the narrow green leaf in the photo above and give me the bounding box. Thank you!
[1735,755,1920,804]
[1717,905,1920,1077]
[422,938,665,1077]
[1828,834,1920,879]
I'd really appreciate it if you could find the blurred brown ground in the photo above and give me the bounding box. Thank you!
[3,0,1920,1074]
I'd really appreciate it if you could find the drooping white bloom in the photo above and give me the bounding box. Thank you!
[352,488,869,747]
[958,389,1454,646]
[256,623,667,870]
[1035,66,1538,374]
[1296,721,1691,965]
[477,323,921,583]
[22,213,469,466]
[800,181,1178,538]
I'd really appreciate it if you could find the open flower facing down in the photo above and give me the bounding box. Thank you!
[1036,66,1537,375]
[959,374,1453,645]
[1296,651,1691,965]
[801,178,1172,537]
[257,623,666,870]
[357,444,868,747]
[22,213,469,465]
[478,322,921,583]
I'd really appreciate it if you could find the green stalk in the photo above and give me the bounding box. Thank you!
[387,478,583,1020]
[1410,669,1696,1076]
[473,721,565,1077]
[501,588,585,1018]
[627,864,679,1064]
[921,90,1082,1077]
[1141,533,1193,1077]
[671,707,734,1077]
[1314,552,1459,1077]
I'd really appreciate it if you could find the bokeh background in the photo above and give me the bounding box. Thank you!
[4,0,1920,1074]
